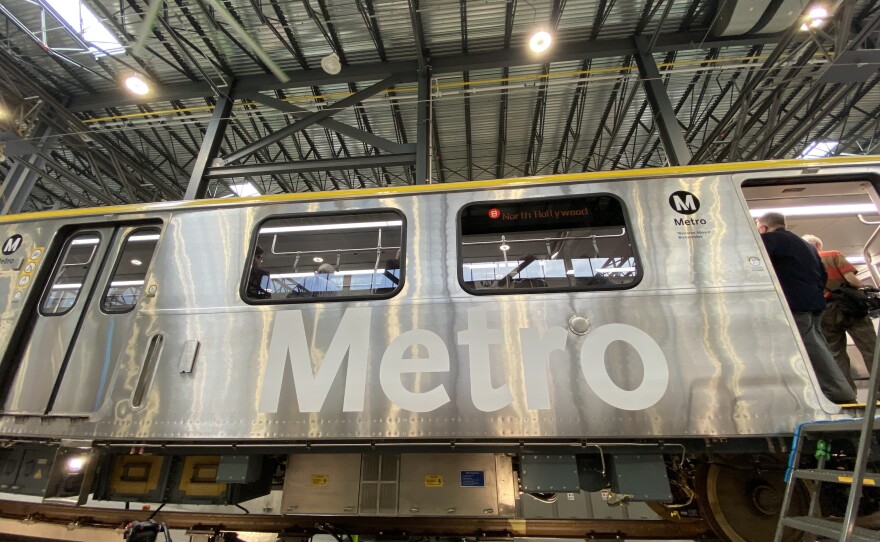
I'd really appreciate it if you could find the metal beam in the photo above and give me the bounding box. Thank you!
[633,36,691,166]
[184,86,237,200]
[415,70,430,183]
[38,151,121,206]
[68,32,787,112]
[221,73,406,165]
[245,92,415,154]
[204,153,416,178]
[0,122,53,214]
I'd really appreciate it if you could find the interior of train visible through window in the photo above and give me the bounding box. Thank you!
[459,195,640,293]
[40,231,102,315]
[102,228,160,313]
[743,175,880,385]
[245,210,404,302]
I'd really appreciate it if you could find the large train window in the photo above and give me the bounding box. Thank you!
[41,232,102,315]
[459,195,640,294]
[244,211,404,302]
[101,228,161,313]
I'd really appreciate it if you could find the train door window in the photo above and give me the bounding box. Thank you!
[40,232,102,315]
[101,228,161,313]
[245,211,404,302]
[459,195,640,293]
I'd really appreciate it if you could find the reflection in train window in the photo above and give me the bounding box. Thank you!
[41,232,102,315]
[245,211,404,302]
[459,195,640,293]
[102,228,161,313]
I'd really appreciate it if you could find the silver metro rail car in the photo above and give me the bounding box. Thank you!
[0,157,877,541]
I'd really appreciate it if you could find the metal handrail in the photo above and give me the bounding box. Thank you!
[462,228,627,246]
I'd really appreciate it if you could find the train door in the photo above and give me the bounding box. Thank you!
[742,175,880,394]
[2,225,161,415]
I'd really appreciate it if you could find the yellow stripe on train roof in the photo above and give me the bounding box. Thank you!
[1,156,877,224]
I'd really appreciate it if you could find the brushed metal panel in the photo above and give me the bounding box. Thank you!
[495,454,516,517]
[4,228,113,414]
[282,454,361,515]
[398,453,499,516]
[80,288,822,440]
[52,226,159,415]
[0,164,878,442]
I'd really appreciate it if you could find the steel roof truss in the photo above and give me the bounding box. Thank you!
[634,36,691,165]
[221,73,406,165]
[246,92,414,155]
[185,88,236,200]
[415,70,430,184]
[205,154,416,178]
[0,121,54,214]
[262,0,309,69]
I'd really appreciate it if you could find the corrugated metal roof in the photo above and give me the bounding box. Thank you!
[0,0,876,211]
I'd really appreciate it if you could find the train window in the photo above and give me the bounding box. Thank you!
[459,195,640,294]
[101,228,161,313]
[245,211,404,302]
[41,232,102,315]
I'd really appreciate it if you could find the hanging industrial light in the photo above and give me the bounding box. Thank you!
[321,53,342,75]
[529,30,552,53]
[123,74,151,95]
[800,5,829,30]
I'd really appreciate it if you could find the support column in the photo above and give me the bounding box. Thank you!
[185,84,237,200]
[0,122,54,214]
[415,70,431,184]
[634,36,692,166]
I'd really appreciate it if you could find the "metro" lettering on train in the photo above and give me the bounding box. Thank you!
[258,308,669,414]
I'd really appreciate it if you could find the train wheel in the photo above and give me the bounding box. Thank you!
[694,460,810,542]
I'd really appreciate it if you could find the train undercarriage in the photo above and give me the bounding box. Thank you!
[0,436,875,542]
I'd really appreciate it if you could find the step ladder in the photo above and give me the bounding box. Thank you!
[773,347,880,542]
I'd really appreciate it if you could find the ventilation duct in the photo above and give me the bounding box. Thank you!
[711,0,804,36]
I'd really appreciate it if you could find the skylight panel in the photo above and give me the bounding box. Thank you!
[230,182,261,197]
[44,0,125,56]
[799,140,839,159]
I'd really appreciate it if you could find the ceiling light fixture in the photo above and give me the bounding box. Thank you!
[313,257,324,263]
[749,203,878,217]
[124,74,151,96]
[129,234,160,242]
[800,5,829,30]
[130,259,143,266]
[529,30,552,53]
[848,255,867,265]
[321,53,342,75]
[260,220,402,234]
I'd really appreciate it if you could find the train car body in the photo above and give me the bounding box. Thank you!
[0,157,876,541]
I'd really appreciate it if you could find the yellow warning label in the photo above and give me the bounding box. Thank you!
[33,469,41,480]
[838,476,875,486]
[310,474,329,487]
[424,474,443,487]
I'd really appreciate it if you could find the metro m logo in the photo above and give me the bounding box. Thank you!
[668,191,700,215]
[1,234,22,256]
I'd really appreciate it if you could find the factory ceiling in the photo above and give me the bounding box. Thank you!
[0,0,878,212]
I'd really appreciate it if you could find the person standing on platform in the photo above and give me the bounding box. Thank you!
[756,213,855,404]
[802,234,876,388]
